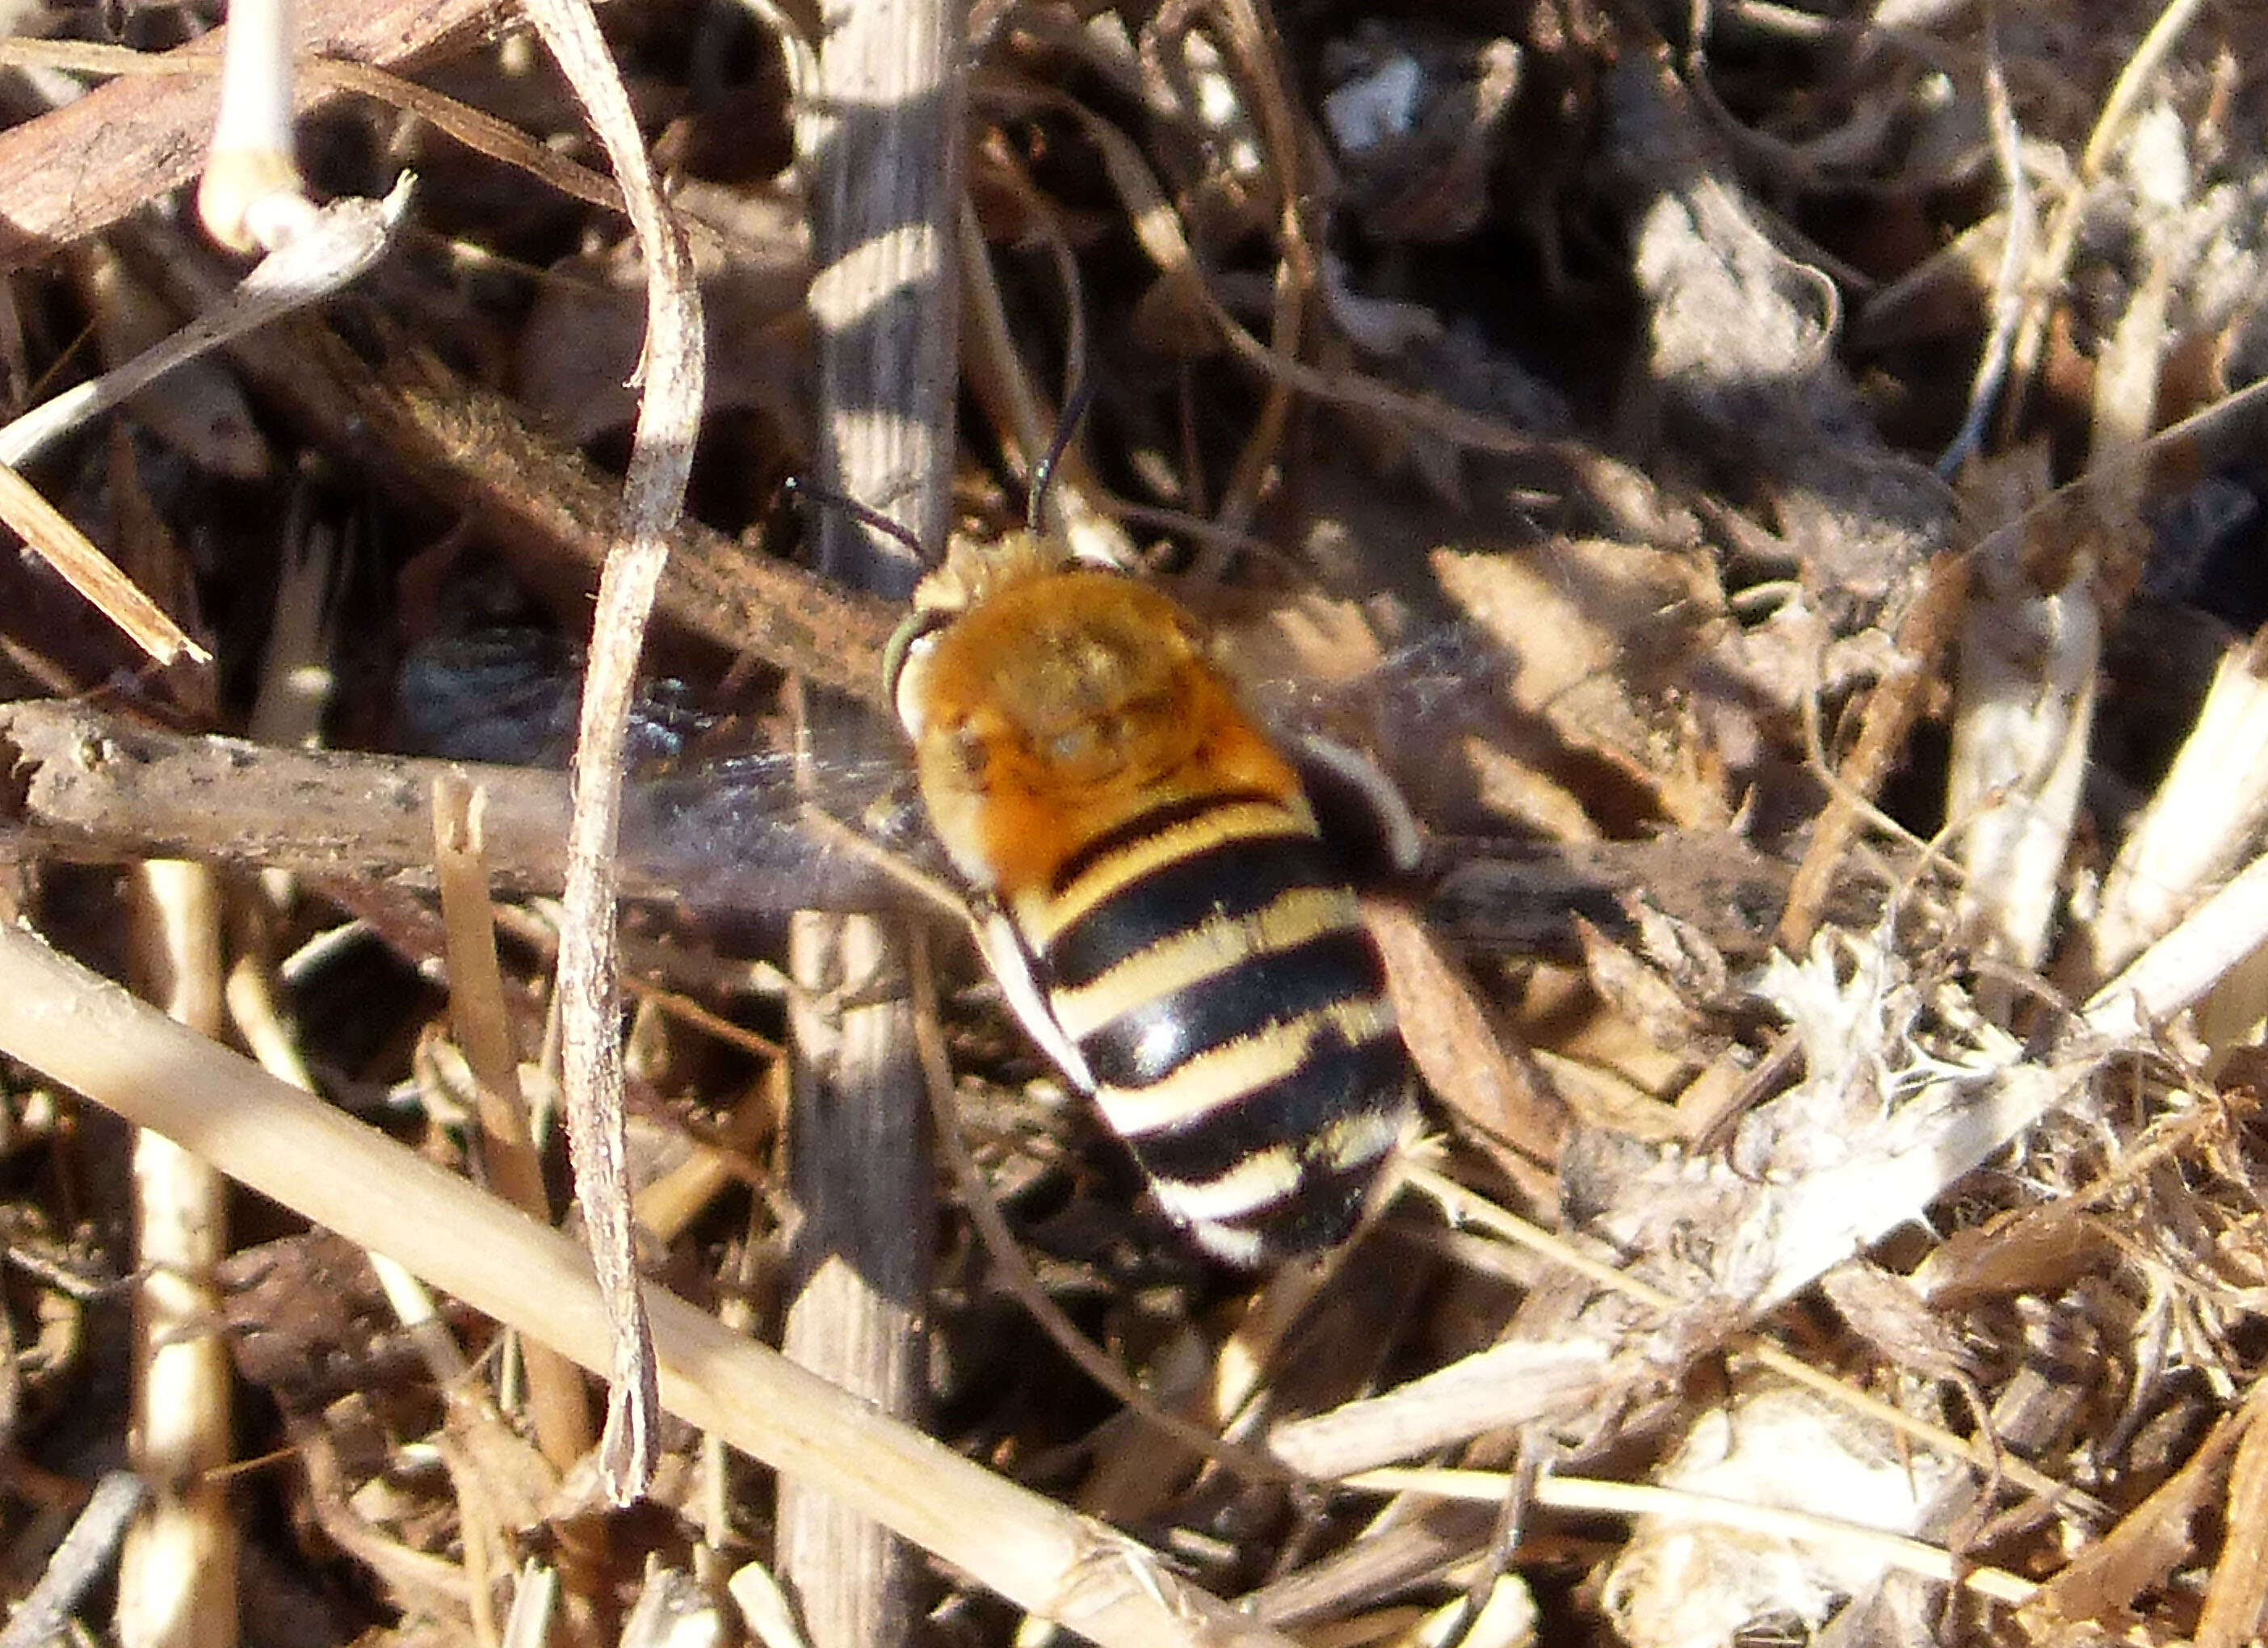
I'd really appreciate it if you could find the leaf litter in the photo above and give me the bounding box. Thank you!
[0,0,2263,1644]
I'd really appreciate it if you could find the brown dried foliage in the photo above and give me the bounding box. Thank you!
[0,0,2266,1644]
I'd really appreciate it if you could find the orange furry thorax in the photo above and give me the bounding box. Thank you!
[902,564,1306,898]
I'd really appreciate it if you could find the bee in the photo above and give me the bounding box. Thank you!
[887,532,1418,1265]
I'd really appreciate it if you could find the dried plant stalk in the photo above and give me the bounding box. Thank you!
[0,1474,146,1648]
[0,185,409,471]
[0,924,1306,1648]
[2090,634,2268,980]
[0,461,204,668]
[1947,543,2098,969]
[195,0,313,254]
[118,862,237,1648]
[520,0,707,1504]
[0,0,502,267]
[432,775,596,1477]
[780,0,964,1640]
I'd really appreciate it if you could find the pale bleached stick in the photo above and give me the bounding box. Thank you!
[780,0,964,1638]
[0,183,409,472]
[1944,519,2098,973]
[117,862,237,1648]
[434,774,598,1479]
[0,1474,145,1648]
[0,923,1305,1648]
[1934,25,2030,474]
[0,108,401,675]
[195,0,314,254]
[0,460,205,669]
[1346,1468,2038,1608]
[2090,638,2268,982]
[2084,846,2268,1041]
[0,0,491,271]
[518,0,706,1505]
[1995,0,2212,435]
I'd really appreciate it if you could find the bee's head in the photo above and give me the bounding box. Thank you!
[886,531,1130,741]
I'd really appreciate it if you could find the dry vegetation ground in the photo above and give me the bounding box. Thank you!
[0,0,2264,1644]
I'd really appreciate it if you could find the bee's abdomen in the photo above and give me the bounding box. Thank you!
[1029,794,1413,1264]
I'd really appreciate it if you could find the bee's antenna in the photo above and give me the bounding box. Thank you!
[1027,377,1098,532]
[780,475,926,560]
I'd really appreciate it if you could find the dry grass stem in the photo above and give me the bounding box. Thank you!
[433,773,598,1476]
[2090,635,2268,980]
[1947,523,2098,969]
[0,2,2261,1641]
[0,462,204,667]
[1998,0,2211,437]
[2195,1381,2268,1647]
[195,0,313,254]
[0,1474,147,1648]
[0,0,498,267]
[779,0,963,1638]
[1349,1467,2039,1606]
[0,924,1305,1648]
[519,0,706,1505]
[0,183,410,470]
[118,862,237,1648]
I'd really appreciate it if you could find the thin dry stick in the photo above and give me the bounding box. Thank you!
[1162,0,1314,539]
[274,317,899,700]
[1997,0,2210,437]
[519,0,707,1506]
[0,0,501,269]
[217,910,498,1424]
[1935,19,2031,475]
[954,187,1124,563]
[82,205,898,703]
[195,0,315,254]
[118,862,237,1648]
[2090,636,2268,981]
[1346,1468,2039,1608]
[0,182,410,469]
[779,0,964,1641]
[725,1561,809,1648]
[0,698,912,914]
[0,37,752,233]
[0,700,1773,961]
[0,925,1307,1648]
[1394,1166,2100,1519]
[0,461,204,668]
[952,142,1275,565]
[2194,1375,2268,1647]
[432,775,598,1476]
[2085,845,2268,1038]
[0,1474,148,1648]
[1778,551,1970,948]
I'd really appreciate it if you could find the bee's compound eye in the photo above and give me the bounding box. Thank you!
[949,721,989,780]
[885,612,953,738]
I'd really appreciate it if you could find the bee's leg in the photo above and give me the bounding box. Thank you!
[968,906,1094,1093]
[1289,733,1426,882]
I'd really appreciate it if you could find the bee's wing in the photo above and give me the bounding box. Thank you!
[1238,622,1512,883]
[624,754,943,915]
[397,632,947,916]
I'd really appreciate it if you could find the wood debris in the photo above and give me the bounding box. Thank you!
[0,0,2261,1644]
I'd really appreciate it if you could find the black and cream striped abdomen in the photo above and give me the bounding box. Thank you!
[891,540,1418,1264]
[1019,790,1414,1265]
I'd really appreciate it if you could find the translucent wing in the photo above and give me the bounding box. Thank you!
[396,628,939,914]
